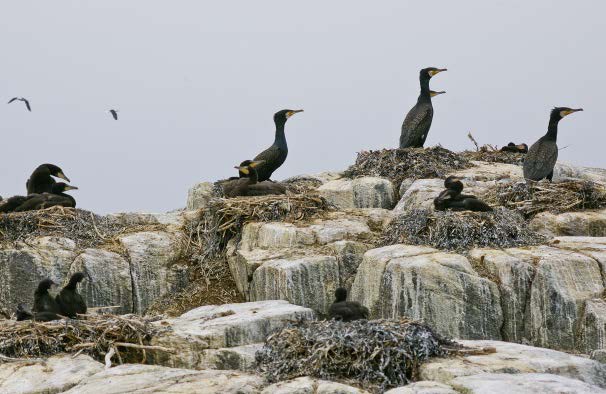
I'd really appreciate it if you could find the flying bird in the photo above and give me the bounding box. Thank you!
[8,97,31,112]
[108,109,119,120]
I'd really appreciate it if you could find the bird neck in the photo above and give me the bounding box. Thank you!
[545,118,560,141]
[247,168,259,185]
[65,279,79,290]
[273,120,288,150]
[418,78,431,102]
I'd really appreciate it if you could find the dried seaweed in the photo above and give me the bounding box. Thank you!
[461,150,525,165]
[0,314,169,364]
[383,208,546,251]
[482,180,606,217]
[256,319,458,392]
[343,147,470,190]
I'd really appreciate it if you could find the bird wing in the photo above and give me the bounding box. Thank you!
[253,145,285,181]
[246,181,287,196]
[400,103,433,148]
[110,110,118,120]
[7,97,18,104]
[22,99,31,111]
[523,139,558,180]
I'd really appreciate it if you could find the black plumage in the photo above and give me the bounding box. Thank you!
[328,287,369,322]
[33,278,61,314]
[399,67,447,148]
[109,109,118,120]
[252,109,303,182]
[0,195,30,213]
[220,160,265,198]
[15,304,60,322]
[523,107,583,181]
[26,163,70,195]
[8,97,31,111]
[500,142,528,153]
[14,183,78,212]
[56,272,87,318]
[434,176,492,212]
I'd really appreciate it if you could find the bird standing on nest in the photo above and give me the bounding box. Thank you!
[523,107,583,181]
[328,288,369,322]
[56,272,88,318]
[251,109,303,182]
[399,67,447,149]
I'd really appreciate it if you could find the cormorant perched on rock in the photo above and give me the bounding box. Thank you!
[328,288,369,322]
[14,183,78,212]
[399,67,447,148]
[56,272,87,318]
[252,109,303,182]
[434,176,492,212]
[26,164,70,194]
[33,278,61,315]
[500,142,529,153]
[15,304,60,322]
[524,107,583,181]
[8,97,31,111]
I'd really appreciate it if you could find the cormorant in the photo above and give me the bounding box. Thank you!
[500,142,528,154]
[56,272,87,318]
[523,107,583,181]
[236,160,287,196]
[33,278,61,315]
[26,164,70,194]
[0,195,30,213]
[220,160,265,197]
[109,109,118,120]
[328,287,369,322]
[14,183,78,212]
[434,176,492,212]
[399,67,447,148]
[8,97,31,111]
[252,109,303,182]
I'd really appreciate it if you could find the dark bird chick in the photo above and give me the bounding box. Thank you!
[434,176,492,212]
[220,160,265,198]
[15,304,60,322]
[33,278,61,315]
[500,142,529,154]
[328,287,369,322]
[56,272,87,318]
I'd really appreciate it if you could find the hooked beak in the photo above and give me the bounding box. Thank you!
[430,91,446,97]
[64,185,78,191]
[286,109,304,118]
[429,68,447,77]
[56,171,70,182]
[235,166,250,175]
[561,108,583,117]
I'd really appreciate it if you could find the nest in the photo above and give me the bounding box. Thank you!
[256,319,459,392]
[0,314,170,365]
[383,208,546,251]
[0,207,166,249]
[343,147,470,190]
[482,180,606,217]
[461,150,525,165]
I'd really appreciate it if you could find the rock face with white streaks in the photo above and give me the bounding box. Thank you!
[318,177,396,209]
[186,181,215,210]
[530,209,606,237]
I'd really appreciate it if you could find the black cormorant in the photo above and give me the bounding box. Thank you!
[33,278,61,314]
[523,107,583,181]
[434,176,492,212]
[8,97,31,111]
[237,160,287,196]
[56,272,87,318]
[26,164,70,194]
[14,183,77,212]
[252,109,303,182]
[500,142,529,153]
[220,160,265,197]
[328,287,369,322]
[399,67,447,148]
[109,109,118,120]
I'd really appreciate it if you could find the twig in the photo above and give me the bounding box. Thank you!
[467,132,480,151]
[104,347,115,369]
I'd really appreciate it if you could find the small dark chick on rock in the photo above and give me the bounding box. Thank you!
[500,142,529,154]
[434,176,493,212]
[56,272,88,318]
[328,287,369,322]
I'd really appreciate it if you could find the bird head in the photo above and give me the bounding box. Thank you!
[53,183,78,193]
[421,67,447,80]
[37,278,56,292]
[334,287,348,302]
[274,109,303,124]
[430,90,446,98]
[444,176,464,193]
[551,107,583,122]
[69,272,86,285]
[234,160,264,175]
[43,164,70,183]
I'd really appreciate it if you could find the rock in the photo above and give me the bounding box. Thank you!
[0,354,103,394]
[592,349,606,364]
[420,340,606,388]
[529,210,606,237]
[63,365,264,394]
[186,181,215,210]
[150,301,315,370]
[318,177,396,209]
[450,373,606,394]
[578,299,606,354]
[0,236,76,312]
[393,179,442,213]
[554,162,606,184]
[385,381,457,394]
[262,376,371,393]
[456,161,523,181]
[350,245,502,340]
[197,343,261,371]
[107,211,185,229]
[69,249,134,314]
[119,231,189,314]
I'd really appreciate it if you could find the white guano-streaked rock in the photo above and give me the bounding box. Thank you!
[529,209,606,237]
[318,177,396,209]
[450,373,606,394]
[186,181,215,210]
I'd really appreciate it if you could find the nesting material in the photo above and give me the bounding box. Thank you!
[256,319,460,392]
[343,147,470,189]
[461,150,525,165]
[383,208,546,251]
[482,180,606,217]
[0,314,169,364]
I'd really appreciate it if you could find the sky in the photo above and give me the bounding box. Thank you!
[1,1,604,214]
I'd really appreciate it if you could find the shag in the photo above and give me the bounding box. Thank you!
[237,160,287,196]
[33,278,61,315]
[220,160,265,197]
[328,287,369,322]
[109,109,118,120]
[399,67,447,148]
[26,164,70,194]
[14,183,78,212]
[434,176,492,212]
[8,97,31,111]
[523,107,583,181]
[56,272,87,318]
[252,109,303,182]
[500,142,529,153]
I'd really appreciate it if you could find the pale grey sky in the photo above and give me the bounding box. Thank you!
[1,1,604,213]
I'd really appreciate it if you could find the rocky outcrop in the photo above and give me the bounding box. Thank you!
[318,177,396,209]
[530,209,606,237]
[449,373,605,394]
[262,377,371,394]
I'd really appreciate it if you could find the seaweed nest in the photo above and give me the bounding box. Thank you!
[343,147,470,189]
[0,314,170,365]
[482,180,606,217]
[256,319,459,392]
[461,150,525,165]
[0,207,166,249]
[383,208,546,251]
